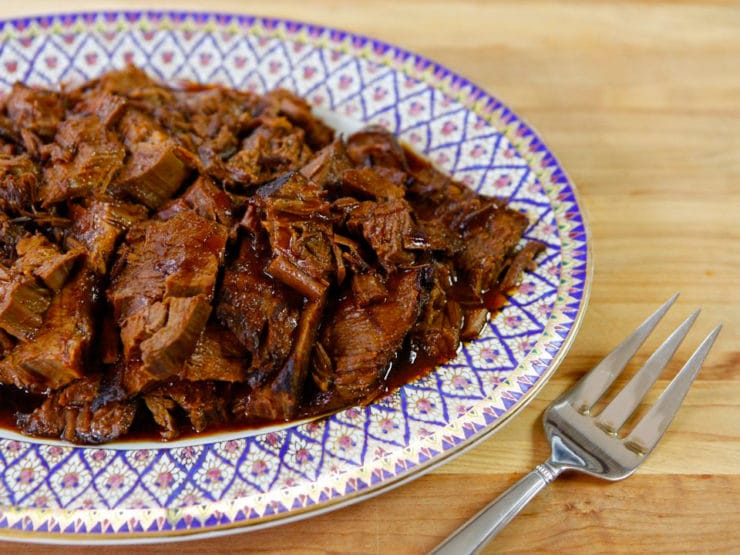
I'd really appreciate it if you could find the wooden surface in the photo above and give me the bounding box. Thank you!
[1,1,739,553]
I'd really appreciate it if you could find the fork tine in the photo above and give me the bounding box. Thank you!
[595,309,700,434]
[566,293,679,413]
[624,324,722,455]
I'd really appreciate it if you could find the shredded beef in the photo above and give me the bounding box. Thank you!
[41,115,126,206]
[143,379,227,440]
[67,199,148,275]
[216,237,301,386]
[319,269,428,404]
[0,153,39,214]
[237,295,325,421]
[108,211,228,393]
[0,268,96,394]
[0,66,542,443]
[17,375,136,444]
[5,83,65,141]
[0,213,24,267]
[0,273,52,343]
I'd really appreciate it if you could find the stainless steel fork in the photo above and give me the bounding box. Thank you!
[432,293,721,555]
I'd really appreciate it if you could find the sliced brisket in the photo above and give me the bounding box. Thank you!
[108,211,227,392]
[0,69,542,444]
[318,268,428,404]
[143,379,227,441]
[67,199,148,275]
[16,375,137,444]
[0,153,39,214]
[5,82,65,141]
[0,268,96,393]
[41,115,126,206]
[216,237,300,386]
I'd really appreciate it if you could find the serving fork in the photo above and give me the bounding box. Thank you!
[432,293,722,554]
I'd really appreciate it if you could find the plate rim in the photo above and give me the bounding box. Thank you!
[0,9,592,543]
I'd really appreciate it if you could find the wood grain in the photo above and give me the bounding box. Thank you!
[1,1,738,553]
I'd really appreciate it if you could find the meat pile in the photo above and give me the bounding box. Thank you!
[0,66,542,444]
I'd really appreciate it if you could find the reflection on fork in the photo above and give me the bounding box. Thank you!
[432,293,721,555]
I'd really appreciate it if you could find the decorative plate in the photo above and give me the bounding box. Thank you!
[0,11,590,544]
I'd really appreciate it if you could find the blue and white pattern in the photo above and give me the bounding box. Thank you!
[0,12,589,542]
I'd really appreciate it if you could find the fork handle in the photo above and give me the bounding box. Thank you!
[431,461,563,555]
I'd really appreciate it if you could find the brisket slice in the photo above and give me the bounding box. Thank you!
[498,240,546,292]
[236,295,325,421]
[338,167,405,200]
[140,323,248,439]
[168,86,260,179]
[0,268,96,394]
[454,205,529,297]
[402,130,539,297]
[138,295,213,379]
[224,116,313,187]
[173,85,258,141]
[317,268,429,404]
[414,218,464,255]
[0,153,39,215]
[143,380,227,441]
[111,109,191,210]
[67,199,148,275]
[346,125,409,170]
[14,234,83,293]
[345,198,418,271]
[408,262,463,363]
[108,211,228,392]
[73,91,128,128]
[180,175,235,227]
[5,82,65,141]
[182,323,249,383]
[0,272,52,342]
[299,139,352,188]
[108,211,227,324]
[0,231,81,342]
[157,175,235,228]
[41,115,126,206]
[16,375,136,444]
[351,270,388,307]
[119,302,222,395]
[216,237,300,387]
[258,171,335,299]
[260,89,334,151]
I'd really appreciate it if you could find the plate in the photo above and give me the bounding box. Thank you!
[0,11,590,544]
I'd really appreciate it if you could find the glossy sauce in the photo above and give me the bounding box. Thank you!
[382,290,508,395]
[0,385,44,431]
